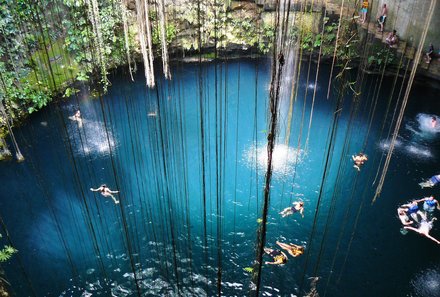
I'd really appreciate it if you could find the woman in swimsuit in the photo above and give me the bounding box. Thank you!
[90,184,120,204]
[264,247,288,265]
[279,201,304,218]
[276,241,304,257]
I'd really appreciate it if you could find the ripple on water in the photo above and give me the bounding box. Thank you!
[410,265,440,297]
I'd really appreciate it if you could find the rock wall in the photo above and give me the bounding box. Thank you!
[328,0,439,49]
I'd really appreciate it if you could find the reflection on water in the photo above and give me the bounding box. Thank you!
[378,113,440,160]
[68,118,116,156]
[244,143,303,177]
[410,265,440,297]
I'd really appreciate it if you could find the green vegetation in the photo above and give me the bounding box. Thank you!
[367,44,396,70]
[0,245,17,263]
[0,233,17,296]
[0,0,377,145]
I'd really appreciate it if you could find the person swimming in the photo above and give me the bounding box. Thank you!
[431,116,437,128]
[397,207,413,226]
[279,201,304,218]
[416,196,440,215]
[263,247,288,265]
[90,184,120,204]
[276,241,304,257]
[352,153,368,171]
[404,218,440,245]
[400,201,426,223]
[69,110,83,128]
[419,174,440,189]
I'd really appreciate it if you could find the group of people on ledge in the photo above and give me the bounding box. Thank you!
[264,201,305,265]
[398,195,440,245]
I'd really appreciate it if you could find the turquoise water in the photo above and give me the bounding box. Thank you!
[1,59,440,296]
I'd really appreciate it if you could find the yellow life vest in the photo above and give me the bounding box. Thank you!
[274,255,286,264]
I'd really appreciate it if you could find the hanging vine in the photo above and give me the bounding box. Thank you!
[156,0,171,79]
[120,1,134,81]
[85,0,108,89]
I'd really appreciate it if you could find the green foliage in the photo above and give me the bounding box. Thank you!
[63,0,127,84]
[258,23,275,54]
[367,45,395,68]
[0,245,17,262]
[243,267,254,273]
[152,23,177,47]
[0,233,17,262]
[63,87,79,98]
[0,62,52,117]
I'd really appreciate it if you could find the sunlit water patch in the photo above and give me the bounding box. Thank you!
[68,118,116,156]
[378,137,433,160]
[244,143,304,177]
[410,265,440,297]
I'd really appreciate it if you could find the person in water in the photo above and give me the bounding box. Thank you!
[404,218,440,245]
[431,116,437,128]
[279,201,304,218]
[400,201,426,223]
[276,241,304,257]
[263,247,288,265]
[397,207,413,226]
[70,110,83,128]
[90,184,120,204]
[352,153,368,171]
[416,196,440,216]
[418,174,440,189]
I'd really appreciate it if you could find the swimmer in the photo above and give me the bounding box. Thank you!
[279,201,304,218]
[397,207,413,226]
[404,218,440,245]
[419,174,440,189]
[416,196,440,214]
[304,277,320,297]
[352,153,368,171]
[263,247,288,265]
[69,110,83,128]
[432,116,437,128]
[90,184,120,204]
[400,201,427,223]
[276,241,304,257]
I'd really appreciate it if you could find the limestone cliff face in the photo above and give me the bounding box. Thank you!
[326,0,439,48]
[124,0,280,55]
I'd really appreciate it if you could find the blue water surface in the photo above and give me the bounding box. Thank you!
[1,58,440,297]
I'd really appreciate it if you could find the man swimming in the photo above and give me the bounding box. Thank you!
[352,153,368,171]
[90,184,120,204]
[419,174,440,189]
[279,201,304,218]
[416,196,440,216]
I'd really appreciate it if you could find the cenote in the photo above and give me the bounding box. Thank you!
[1,58,440,296]
[1,1,440,296]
